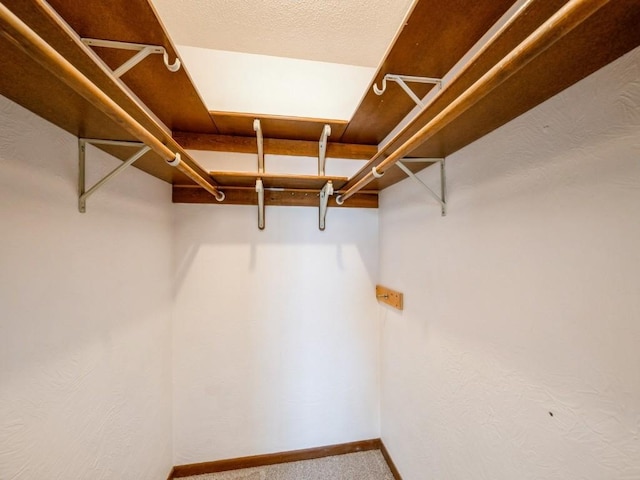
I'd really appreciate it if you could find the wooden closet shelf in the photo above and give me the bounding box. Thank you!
[173,185,378,208]
[0,0,212,184]
[44,0,216,134]
[209,112,349,141]
[3,0,639,204]
[173,132,376,160]
[208,171,350,190]
[341,0,515,145]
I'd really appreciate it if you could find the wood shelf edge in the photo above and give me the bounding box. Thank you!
[173,185,378,208]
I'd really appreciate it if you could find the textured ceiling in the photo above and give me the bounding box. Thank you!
[150,0,416,67]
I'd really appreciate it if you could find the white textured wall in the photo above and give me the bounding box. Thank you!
[380,46,640,480]
[172,193,380,464]
[378,47,640,479]
[0,97,174,479]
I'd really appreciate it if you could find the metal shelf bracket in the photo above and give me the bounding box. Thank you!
[254,119,264,173]
[396,158,447,216]
[81,38,181,78]
[256,178,265,230]
[373,74,442,108]
[319,181,334,231]
[318,124,331,176]
[78,138,150,213]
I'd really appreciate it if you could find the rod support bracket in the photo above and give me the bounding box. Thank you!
[318,124,331,176]
[78,138,149,213]
[254,119,264,173]
[256,178,265,230]
[396,158,447,216]
[319,181,334,231]
[166,151,181,167]
[372,166,384,178]
[81,38,181,78]
[373,74,442,108]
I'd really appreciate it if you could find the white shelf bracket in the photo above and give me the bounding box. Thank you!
[396,158,447,216]
[318,124,331,176]
[373,74,442,108]
[256,178,265,230]
[372,166,385,178]
[81,38,181,78]
[254,119,264,173]
[319,181,334,231]
[78,138,150,213]
[254,119,265,229]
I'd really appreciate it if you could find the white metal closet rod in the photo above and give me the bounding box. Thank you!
[337,0,611,204]
[0,2,224,202]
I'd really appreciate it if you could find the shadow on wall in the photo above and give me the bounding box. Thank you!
[171,203,379,298]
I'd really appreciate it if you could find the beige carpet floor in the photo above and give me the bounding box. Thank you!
[184,450,394,480]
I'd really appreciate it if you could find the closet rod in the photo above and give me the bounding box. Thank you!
[337,0,610,204]
[0,3,224,201]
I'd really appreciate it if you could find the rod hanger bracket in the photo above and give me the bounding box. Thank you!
[318,124,331,176]
[396,158,447,216]
[253,119,264,173]
[81,38,181,78]
[166,151,181,167]
[256,178,265,230]
[372,166,385,178]
[78,138,150,213]
[373,74,442,108]
[319,181,334,231]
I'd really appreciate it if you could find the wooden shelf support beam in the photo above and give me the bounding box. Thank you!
[173,132,377,160]
[173,185,378,208]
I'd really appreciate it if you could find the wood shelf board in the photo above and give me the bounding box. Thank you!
[210,112,349,141]
[173,186,378,208]
[347,0,640,192]
[0,0,206,185]
[209,171,349,190]
[173,132,377,160]
[44,0,216,134]
[340,0,515,145]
